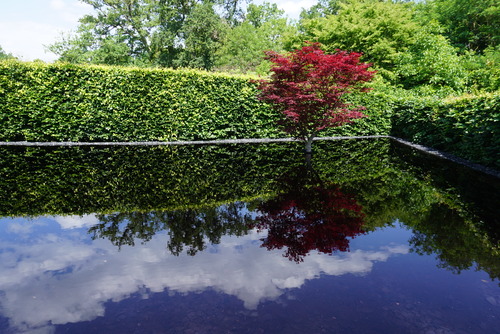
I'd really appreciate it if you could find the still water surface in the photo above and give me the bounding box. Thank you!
[0,138,498,334]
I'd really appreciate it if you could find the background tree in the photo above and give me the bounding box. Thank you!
[215,2,295,73]
[292,0,421,80]
[419,0,499,52]
[256,42,375,153]
[290,0,482,93]
[175,2,228,69]
[48,26,134,65]
[90,203,253,255]
[43,0,500,94]
[394,26,467,92]
[299,0,341,20]
[461,46,500,91]
[412,0,499,93]
[0,45,16,60]
[48,0,245,68]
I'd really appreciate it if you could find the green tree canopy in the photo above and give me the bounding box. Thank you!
[299,0,341,20]
[394,26,467,92]
[47,0,244,69]
[293,0,421,80]
[175,2,228,69]
[215,2,295,73]
[291,0,473,92]
[41,0,500,92]
[419,0,500,52]
[0,45,16,60]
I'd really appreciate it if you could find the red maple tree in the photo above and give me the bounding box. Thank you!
[257,42,376,153]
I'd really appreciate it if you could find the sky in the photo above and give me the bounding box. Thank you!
[0,0,317,62]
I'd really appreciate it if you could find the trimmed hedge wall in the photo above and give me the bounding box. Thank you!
[391,93,500,169]
[0,61,281,141]
[0,61,391,142]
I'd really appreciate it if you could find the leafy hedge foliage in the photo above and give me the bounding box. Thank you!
[391,93,500,169]
[0,61,282,141]
[0,61,392,142]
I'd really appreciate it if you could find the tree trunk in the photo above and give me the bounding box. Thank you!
[304,136,314,154]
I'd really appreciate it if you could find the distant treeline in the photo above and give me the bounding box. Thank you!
[39,0,499,95]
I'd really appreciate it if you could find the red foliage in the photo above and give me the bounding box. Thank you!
[257,42,376,141]
[255,183,365,263]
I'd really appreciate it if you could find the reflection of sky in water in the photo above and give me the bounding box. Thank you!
[1,215,498,334]
[0,215,410,334]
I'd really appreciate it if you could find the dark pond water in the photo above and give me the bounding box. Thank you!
[0,138,499,334]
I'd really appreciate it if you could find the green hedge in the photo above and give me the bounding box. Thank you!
[0,61,281,141]
[0,61,392,142]
[391,93,500,169]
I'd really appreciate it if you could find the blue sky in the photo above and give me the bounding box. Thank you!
[0,0,315,62]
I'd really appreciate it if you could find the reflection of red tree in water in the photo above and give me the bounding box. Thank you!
[255,184,365,262]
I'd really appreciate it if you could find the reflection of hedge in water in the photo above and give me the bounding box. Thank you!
[0,143,298,216]
[388,140,500,283]
[310,140,440,230]
[390,140,500,235]
[85,140,500,282]
[0,139,498,282]
[308,140,500,283]
[0,138,495,230]
[0,139,395,217]
[408,204,500,284]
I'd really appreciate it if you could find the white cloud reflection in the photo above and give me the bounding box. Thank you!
[53,214,99,229]
[0,216,408,333]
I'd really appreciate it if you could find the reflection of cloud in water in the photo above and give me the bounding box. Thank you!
[6,221,36,235]
[2,217,47,236]
[0,217,408,333]
[53,214,99,229]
